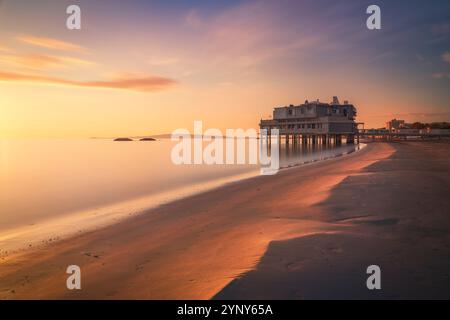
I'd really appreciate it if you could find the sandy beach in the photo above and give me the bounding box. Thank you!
[1,141,449,299]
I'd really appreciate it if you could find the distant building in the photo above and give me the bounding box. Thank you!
[259,96,358,136]
[362,121,450,140]
[385,119,406,132]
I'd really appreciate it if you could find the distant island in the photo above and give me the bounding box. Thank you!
[113,137,157,141]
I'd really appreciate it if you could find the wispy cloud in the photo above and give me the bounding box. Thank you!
[430,23,450,43]
[0,71,177,92]
[0,45,13,53]
[184,2,328,69]
[432,72,450,79]
[0,53,94,70]
[441,51,450,63]
[431,23,450,36]
[17,35,88,53]
[366,112,450,119]
[147,57,180,66]
[185,9,203,28]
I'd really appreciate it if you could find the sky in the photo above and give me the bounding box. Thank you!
[0,0,449,138]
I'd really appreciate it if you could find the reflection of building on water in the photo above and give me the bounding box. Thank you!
[259,96,360,145]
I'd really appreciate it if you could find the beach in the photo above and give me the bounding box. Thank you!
[1,141,449,299]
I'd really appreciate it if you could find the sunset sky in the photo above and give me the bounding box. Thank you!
[0,0,449,138]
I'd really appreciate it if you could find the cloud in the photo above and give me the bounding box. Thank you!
[367,112,450,119]
[431,23,450,36]
[430,23,450,43]
[0,45,13,53]
[185,9,203,28]
[0,53,94,70]
[147,57,180,66]
[432,72,450,79]
[17,35,88,53]
[183,1,329,69]
[0,71,177,92]
[441,52,450,63]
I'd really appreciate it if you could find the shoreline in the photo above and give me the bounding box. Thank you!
[0,170,260,256]
[0,141,383,299]
[0,142,365,256]
[2,141,449,299]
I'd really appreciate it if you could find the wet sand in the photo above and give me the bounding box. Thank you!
[215,140,450,299]
[1,141,449,299]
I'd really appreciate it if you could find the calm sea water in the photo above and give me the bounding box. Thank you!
[0,138,363,251]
